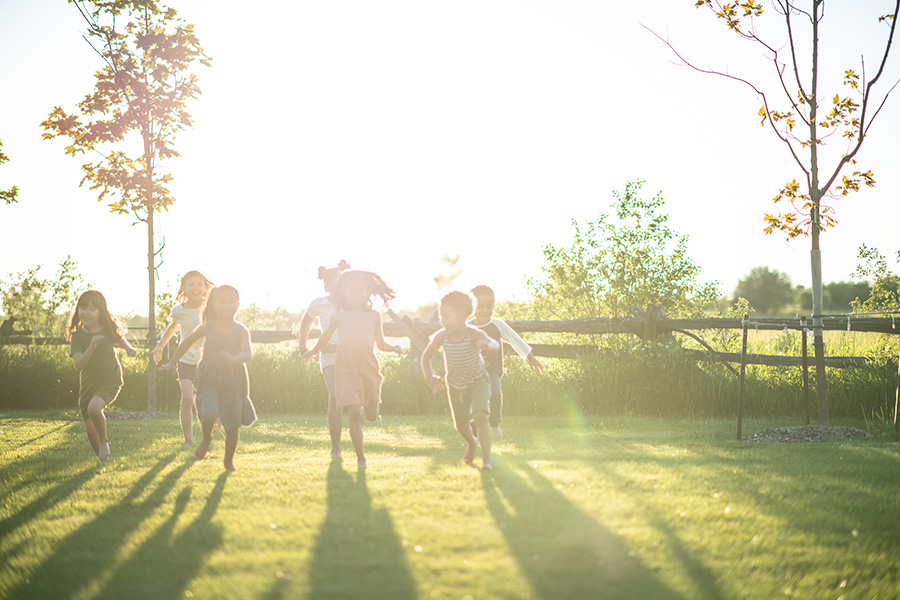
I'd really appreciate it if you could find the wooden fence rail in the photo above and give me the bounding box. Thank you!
[4,315,898,369]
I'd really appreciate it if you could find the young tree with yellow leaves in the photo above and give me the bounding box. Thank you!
[649,1,900,424]
[42,0,210,411]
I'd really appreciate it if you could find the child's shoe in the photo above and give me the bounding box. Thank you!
[99,442,110,467]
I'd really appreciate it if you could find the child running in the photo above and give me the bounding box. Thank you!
[67,290,137,467]
[421,291,500,471]
[469,285,543,441]
[153,270,214,449]
[298,260,349,458]
[303,270,402,468]
[162,285,256,472]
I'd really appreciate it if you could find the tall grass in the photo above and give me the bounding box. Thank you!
[2,328,897,422]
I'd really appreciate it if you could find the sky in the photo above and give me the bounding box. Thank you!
[1,0,899,317]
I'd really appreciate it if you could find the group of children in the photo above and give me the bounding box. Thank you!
[68,263,542,472]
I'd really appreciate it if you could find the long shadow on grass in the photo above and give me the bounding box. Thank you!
[6,453,191,600]
[5,419,72,448]
[0,464,95,547]
[482,455,683,600]
[92,472,228,600]
[308,462,417,600]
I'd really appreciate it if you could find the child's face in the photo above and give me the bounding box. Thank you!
[78,302,100,329]
[184,276,206,300]
[439,303,469,332]
[323,272,340,294]
[473,294,494,320]
[342,282,369,308]
[214,291,240,319]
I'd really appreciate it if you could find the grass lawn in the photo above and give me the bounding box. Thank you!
[1,411,899,600]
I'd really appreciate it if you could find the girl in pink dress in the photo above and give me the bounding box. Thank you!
[304,271,401,468]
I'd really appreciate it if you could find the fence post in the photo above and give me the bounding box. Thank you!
[895,346,900,434]
[737,314,748,441]
[801,318,810,426]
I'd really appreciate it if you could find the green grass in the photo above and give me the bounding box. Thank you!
[2,412,899,599]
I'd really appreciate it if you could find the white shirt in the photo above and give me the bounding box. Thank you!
[169,304,203,365]
[306,296,337,370]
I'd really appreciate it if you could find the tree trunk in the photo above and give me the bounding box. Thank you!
[810,245,828,425]
[147,204,157,412]
[808,1,829,426]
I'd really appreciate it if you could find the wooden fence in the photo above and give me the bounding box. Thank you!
[4,311,900,434]
[4,313,899,367]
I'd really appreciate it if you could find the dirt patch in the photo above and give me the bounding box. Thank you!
[743,425,870,443]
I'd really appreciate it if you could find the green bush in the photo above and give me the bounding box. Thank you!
[1,339,896,422]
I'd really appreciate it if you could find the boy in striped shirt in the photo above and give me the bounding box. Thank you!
[422,291,500,470]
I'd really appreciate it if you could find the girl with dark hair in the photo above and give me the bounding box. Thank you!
[67,290,137,467]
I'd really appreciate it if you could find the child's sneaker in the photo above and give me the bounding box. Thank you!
[482,460,493,471]
[99,442,111,466]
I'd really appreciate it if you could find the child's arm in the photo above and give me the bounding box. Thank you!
[420,331,445,393]
[298,311,314,355]
[472,328,500,355]
[220,324,253,364]
[153,320,180,364]
[494,318,543,371]
[71,334,105,371]
[160,323,208,371]
[374,313,403,355]
[303,315,339,359]
[115,335,138,357]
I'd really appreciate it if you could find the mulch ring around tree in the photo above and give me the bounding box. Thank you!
[743,425,870,443]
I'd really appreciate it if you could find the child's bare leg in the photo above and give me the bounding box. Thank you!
[223,427,239,472]
[473,412,492,470]
[324,367,342,455]
[179,379,195,447]
[84,417,100,457]
[87,397,110,463]
[195,413,217,460]
[457,420,478,464]
[348,406,365,466]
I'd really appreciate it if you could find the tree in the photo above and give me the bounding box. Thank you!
[1,257,88,337]
[0,139,18,204]
[41,0,210,411]
[649,1,900,425]
[851,244,900,313]
[733,266,793,314]
[527,180,719,321]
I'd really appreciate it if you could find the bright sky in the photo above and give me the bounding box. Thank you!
[2,0,899,316]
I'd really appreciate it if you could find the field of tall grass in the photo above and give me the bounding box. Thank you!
[1,326,897,423]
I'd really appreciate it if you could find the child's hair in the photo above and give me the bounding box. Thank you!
[441,291,475,319]
[333,270,395,310]
[470,285,495,302]
[317,260,350,285]
[174,270,214,305]
[203,285,240,322]
[66,290,125,341]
